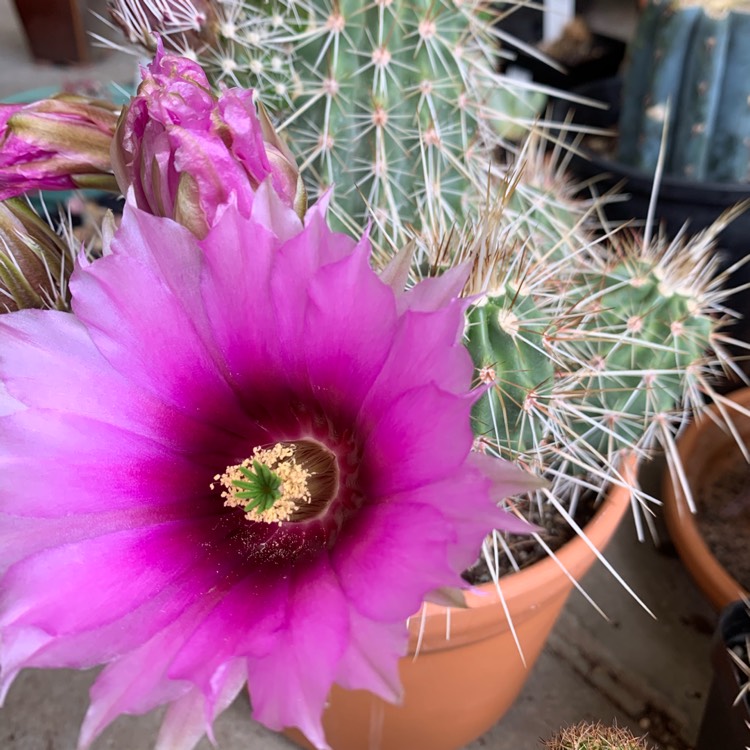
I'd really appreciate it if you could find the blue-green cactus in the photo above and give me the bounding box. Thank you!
[619,0,750,182]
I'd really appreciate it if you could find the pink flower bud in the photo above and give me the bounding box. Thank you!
[113,46,306,238]
[0,95,120,200]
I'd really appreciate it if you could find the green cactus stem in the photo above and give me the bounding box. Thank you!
[543,721,651,750]
[619,0,750,182]
[452,174,743,532]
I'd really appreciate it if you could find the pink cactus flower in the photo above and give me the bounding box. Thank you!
[0,188,533,749]
[112,46,306,238]
[0,94,120,200]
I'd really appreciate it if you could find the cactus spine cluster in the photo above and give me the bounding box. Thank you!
[619,0,750,182]
[543,721,651,750]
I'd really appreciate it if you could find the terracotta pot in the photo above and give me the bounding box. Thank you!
[663,388,750,611]
[287,458,634,750]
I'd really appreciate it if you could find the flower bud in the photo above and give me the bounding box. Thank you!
[112,47,306,238]
[0,94,120,201]
[0,198,69,311]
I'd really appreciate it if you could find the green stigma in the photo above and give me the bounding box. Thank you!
[231,460,283,514]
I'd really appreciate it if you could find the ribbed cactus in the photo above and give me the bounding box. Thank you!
[543,721,651,750]
[453,171,741,535]
[619,0,750,182]
[106,0,546,241]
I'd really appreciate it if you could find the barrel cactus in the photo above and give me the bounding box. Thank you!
[106,0,546,242]
[619,0,750,182]
[543,721,651,750]
[450,172,742,546]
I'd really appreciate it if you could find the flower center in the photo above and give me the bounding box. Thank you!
[214,440,339,525]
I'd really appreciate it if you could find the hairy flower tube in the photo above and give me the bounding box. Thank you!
[0,186,534,750]
[0,198,70,311]
[0,94,120,200]
[112,46,306,238]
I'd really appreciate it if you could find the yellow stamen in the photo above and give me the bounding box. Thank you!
[215,443,312,525]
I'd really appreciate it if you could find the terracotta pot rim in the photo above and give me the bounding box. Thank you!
[662,387,750,611]
[410,453,637,629]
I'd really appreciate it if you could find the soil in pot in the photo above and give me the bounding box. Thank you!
[463,486,600,583]
[663,389,750,610]
[693,457,750,594]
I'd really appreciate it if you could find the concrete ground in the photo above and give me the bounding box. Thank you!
[0,3,721,749]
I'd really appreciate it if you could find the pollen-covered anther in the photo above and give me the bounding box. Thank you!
[215,440,340,525]
[216,444,312,525]
[372,46,392,67]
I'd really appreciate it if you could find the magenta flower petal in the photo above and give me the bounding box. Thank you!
[0,197,534,749]
[0,410,210,517]
[156,660,247,750]
[361,384,475,496]
[333,610,405,702]
[333,501,458,622]
[80,624,196,748]
[246,557,349,749]
[359,303,472,419]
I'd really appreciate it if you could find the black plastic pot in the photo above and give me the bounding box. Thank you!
[553,77,750,354]
[554,77,750,247]
[695,601,750,750]
[507,36,625,90]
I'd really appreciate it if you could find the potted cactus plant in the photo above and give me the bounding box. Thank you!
[543,721,652,750]
[0,3,749,750]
